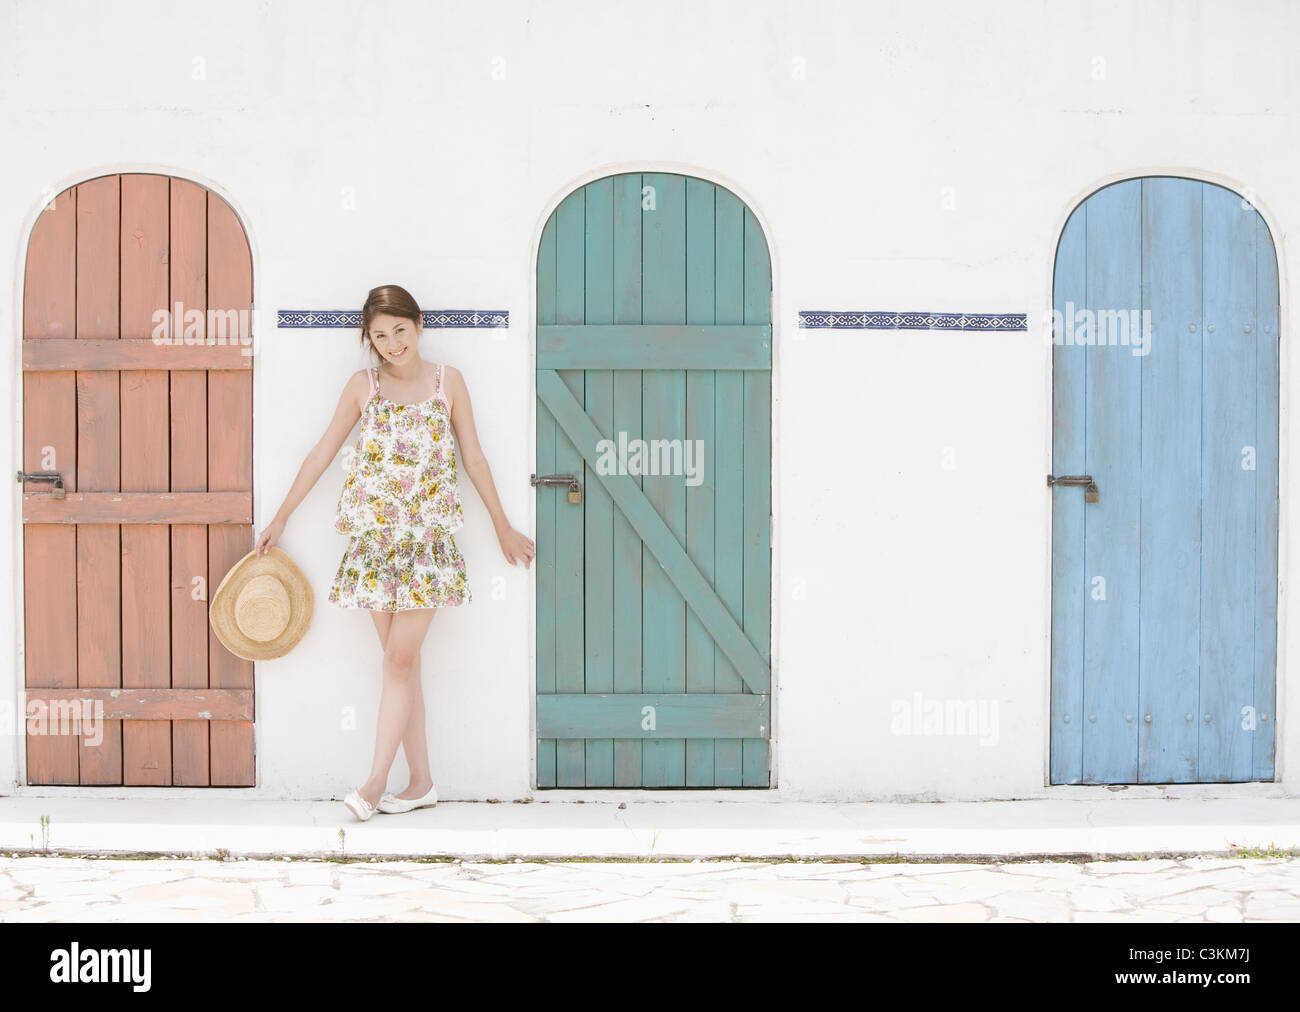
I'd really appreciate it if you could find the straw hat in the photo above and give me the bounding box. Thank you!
[209,547,314,661]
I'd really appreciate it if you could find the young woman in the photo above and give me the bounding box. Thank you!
[255,284,535,820]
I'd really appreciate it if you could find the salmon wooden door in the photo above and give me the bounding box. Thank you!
[22,173,255,786]
[1050,176,1280,783]
[535,172,772,788]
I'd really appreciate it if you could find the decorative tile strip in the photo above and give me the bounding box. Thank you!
[277,310,509,329]
[799,310,1027,331]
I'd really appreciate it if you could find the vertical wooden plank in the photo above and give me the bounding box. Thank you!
[611,173,644,786]
[1253,212,1280,780]
[24,186,78,341]
[553,190,586,787]
[740,205,772,786]
[74,532,120,783]
[1199,183,1257,782]
[685,178,717,786]
[22,186,79,784]
[1081,179,1142,783]
[23,527,79,784]
[74,174,123,784]
[640,172,687,787]
[170,178,211,785]
[582,178,615,786]
[535,213,558,788]
[207,192,255,786]
[712,187,746,786]
[1050,201,1087,784]
[1138,177,1202,783]
[207,527,252,784]
[119,173,172,785]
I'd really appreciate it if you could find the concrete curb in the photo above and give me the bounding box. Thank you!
[3,796,1300,862]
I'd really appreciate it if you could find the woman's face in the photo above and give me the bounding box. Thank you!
[367,313,422,365]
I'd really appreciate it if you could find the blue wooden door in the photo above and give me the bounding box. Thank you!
[535,172,772,788]
[1051,177,1279,784]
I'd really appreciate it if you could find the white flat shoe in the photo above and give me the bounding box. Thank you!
[343,788,381,821]
[378,784,437,813]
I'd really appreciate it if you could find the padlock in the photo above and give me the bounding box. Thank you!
[567,483,582,504]
[1084,482,1099,504]
[51,478,65,500]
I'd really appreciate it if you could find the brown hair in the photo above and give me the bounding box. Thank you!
[359,284,423,356]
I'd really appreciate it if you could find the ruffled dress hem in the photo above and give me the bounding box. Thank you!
[328,528,472,612]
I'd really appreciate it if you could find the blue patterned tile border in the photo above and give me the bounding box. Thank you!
[799,310,1026,331]
[278,309,509,329]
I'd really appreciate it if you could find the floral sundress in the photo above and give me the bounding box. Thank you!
[328,363,472,611]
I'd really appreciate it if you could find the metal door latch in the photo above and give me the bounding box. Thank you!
[16,470,65,499]
[530,473,582,504]
[1047,474,1099,503]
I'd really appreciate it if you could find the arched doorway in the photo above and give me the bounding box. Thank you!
[1050,176,1279,783]
[534,171,773,787]
[22,173,255,786]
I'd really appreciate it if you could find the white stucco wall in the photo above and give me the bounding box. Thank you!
[1,0,1296,801]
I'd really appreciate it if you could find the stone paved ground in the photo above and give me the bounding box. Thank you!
[1,854,1299,921]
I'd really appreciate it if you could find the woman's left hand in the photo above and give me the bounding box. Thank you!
[498,526,536,568]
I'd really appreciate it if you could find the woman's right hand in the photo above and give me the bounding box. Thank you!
[255,516,286,557]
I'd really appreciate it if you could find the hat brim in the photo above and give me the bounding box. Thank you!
[209,547,315,661]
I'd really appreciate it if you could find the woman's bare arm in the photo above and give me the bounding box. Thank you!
[444,365,536,567]
[255,370,369,555]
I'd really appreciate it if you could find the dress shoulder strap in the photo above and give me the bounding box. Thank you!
[434,362,451,410]
[366,367,377,400]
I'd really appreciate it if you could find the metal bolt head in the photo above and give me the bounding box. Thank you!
[1089,714,1096,723]
[1186,713,1194,722]
[1189,323,1197,333]
[1144,714,1152,723]
[1063,714,1072,724]
[1207,323,1216,333]
[1204,713,1212,723]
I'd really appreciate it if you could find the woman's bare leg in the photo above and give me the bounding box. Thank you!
[357,608,436,807]
[394,661,434,799]
[367,610,436,800]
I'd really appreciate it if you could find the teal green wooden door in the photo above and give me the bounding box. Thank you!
[535,172,772,787]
